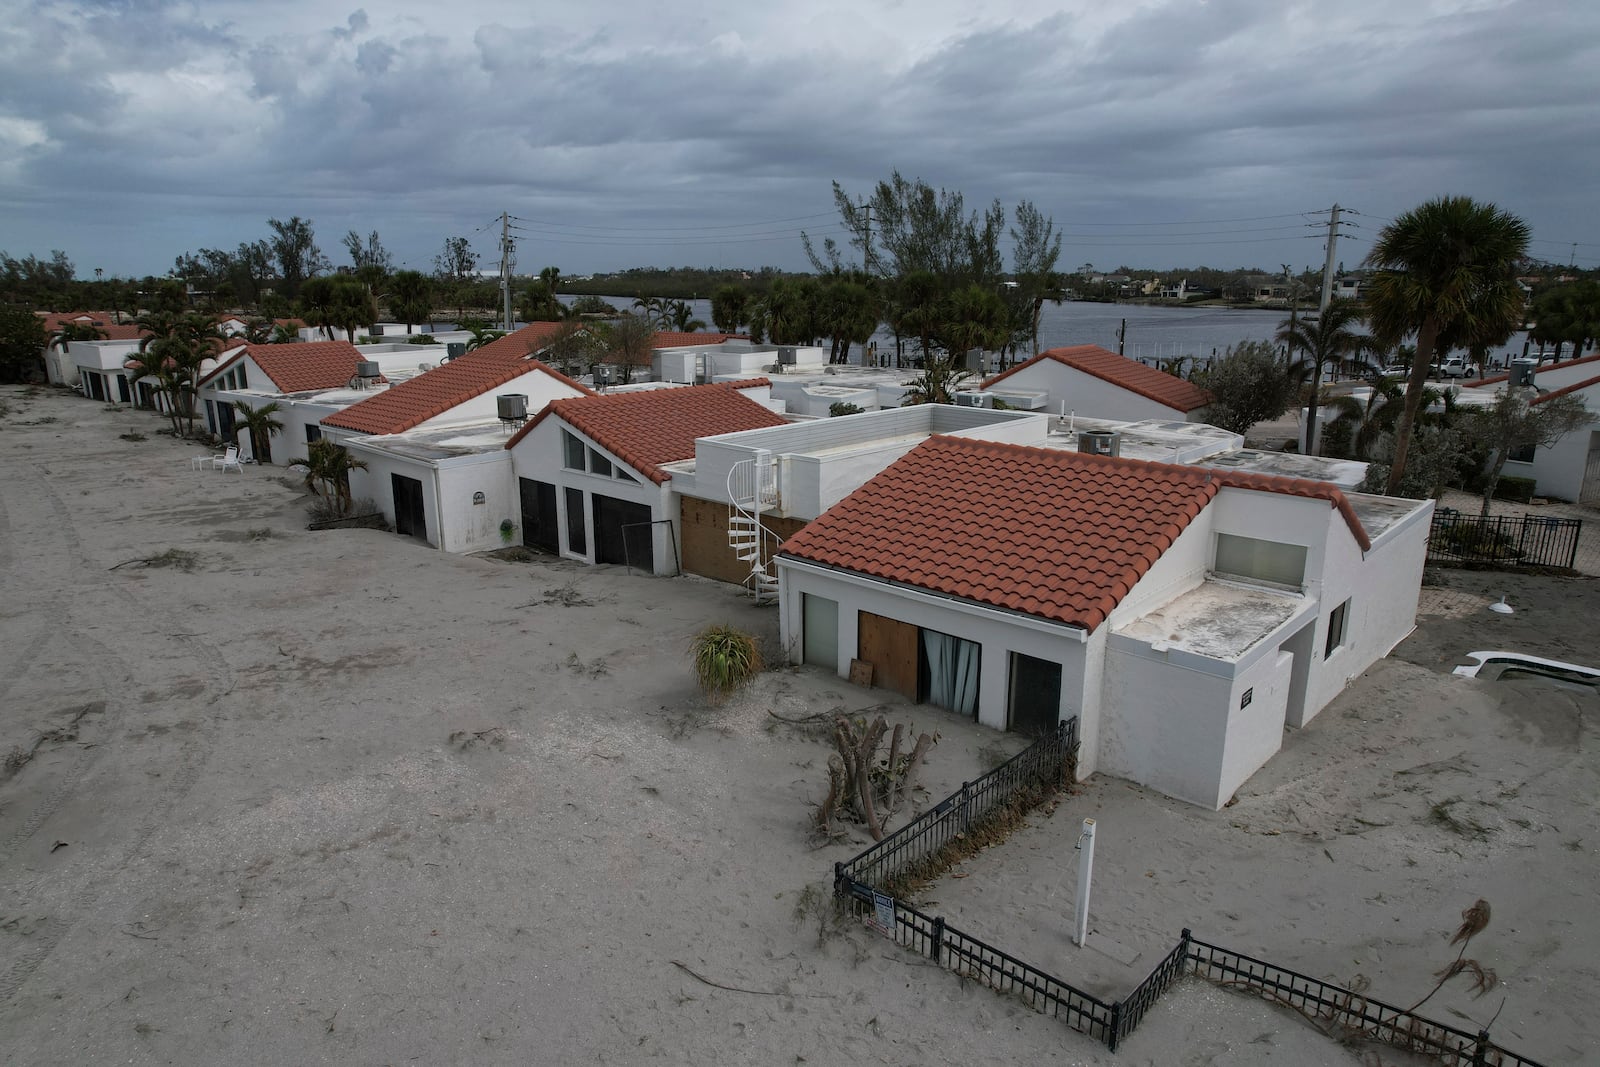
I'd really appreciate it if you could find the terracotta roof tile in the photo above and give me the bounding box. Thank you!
[321,322,592,435]
[199,341,376,393]
[780,437,1370,631]
[984,344,1213,412]
[506,383,787,482]
[651,331,746,348]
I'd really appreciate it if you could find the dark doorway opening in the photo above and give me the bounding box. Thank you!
[1007,651,1062,736]
[592,494,653,569]
[519,478,559,553]
[392,474,428,541]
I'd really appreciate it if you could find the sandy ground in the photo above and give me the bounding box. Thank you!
[1,386,1595,1066]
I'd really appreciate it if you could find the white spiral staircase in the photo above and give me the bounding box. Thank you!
[727,451,781,603]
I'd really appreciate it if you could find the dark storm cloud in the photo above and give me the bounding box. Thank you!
[0,0,1595,276]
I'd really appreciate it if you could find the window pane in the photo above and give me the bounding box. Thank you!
[1324,599,1349,657]
[1214,533,1307,588]
[802,594,838,668]
[565,487,586,554]
[563,431,585,470]
[589,448,613,477]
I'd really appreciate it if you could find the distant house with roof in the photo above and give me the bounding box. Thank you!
[982,345,1213,423]
[1463,354,1600,504]
[315,324,754,552]
[774,434,1431,809]
[195,341,388,463]
[503,382,787,573]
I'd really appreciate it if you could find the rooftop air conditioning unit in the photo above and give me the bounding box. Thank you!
[777,347,798,365]
[1510,358,1538,388]
[445,342,467,362]
[1078,429,1121,457]
[356,360,382,379]
[496,394,529,422]
[954,390,993,408]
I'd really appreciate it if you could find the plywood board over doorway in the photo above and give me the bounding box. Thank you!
[857,611,918,701]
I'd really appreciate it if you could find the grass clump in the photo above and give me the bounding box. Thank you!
[690,624,763,705]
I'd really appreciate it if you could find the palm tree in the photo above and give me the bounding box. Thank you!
[900,357,972,406]
[1277,297,1378,455]
[232,400,284,463]
[299,438,367,512]
[123,343,179,430]
[1364,196,1530,495]
[238,317,274,344]
[664,299,706,333]
[270,323,301,344]
[631,295,666,324]
[463,324,507,352]
[1322,375,1407,460]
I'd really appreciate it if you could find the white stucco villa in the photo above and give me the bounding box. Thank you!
[981,344,1214,423]
[772,431,1432,809]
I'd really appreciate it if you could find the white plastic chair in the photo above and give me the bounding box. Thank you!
[214,445,243,473]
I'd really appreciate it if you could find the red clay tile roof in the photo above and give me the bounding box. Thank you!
[780,437,1369,631]
[1532,373,1600,406]
[1469,351,1600,388]
[984,345,1213,413]
[37,311,145,342]
[718,377,773,390]
[198,341,375,393]
[321,322,594,435]
[652,332,746,348]
[506,383,788,482]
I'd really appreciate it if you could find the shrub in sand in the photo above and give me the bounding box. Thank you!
[690,624,762,705]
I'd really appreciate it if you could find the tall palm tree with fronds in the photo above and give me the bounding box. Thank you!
[1277,297,1378,455]
[232,400,284,463]
[1365,196,1530,495]
[900,358,972,406]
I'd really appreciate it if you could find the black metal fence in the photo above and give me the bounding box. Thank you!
[1428,510,1582,570]
[837,718,1078,894]
[1186,936,1544,1067]
[835,874,1120,1047]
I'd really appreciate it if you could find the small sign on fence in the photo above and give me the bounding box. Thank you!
[871,890,896,936]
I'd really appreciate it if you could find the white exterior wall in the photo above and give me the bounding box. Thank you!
[342,443,444,548]
[411,367,584,432]
[433,453,518,554]
[1297,501,1431,725]
[988,361,1193,423]
[775,558,1094,772]
[508,417,679,574]
[1508,416,1597,502]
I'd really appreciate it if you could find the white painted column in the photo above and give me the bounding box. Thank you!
[1074,817,1096,947]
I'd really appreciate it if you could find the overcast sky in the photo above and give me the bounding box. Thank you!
[2,0,1596,281]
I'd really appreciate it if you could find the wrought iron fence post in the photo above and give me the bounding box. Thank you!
[930,916,944,963]
[1471,1030,1490,1066]
[1180,928,1193,969]
[834,862,846,898]
[960,781,971,834]
[1107,1001,1122,1052]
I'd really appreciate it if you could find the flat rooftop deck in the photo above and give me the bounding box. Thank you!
[1115,580,1306,662]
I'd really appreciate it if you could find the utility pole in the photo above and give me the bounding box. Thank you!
[1318,204,1343,313]
[498,212,516,332]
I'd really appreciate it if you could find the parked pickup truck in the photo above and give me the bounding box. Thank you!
[1433,356,1470,378]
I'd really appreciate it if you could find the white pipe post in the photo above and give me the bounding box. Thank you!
[1074,818,1096,947]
